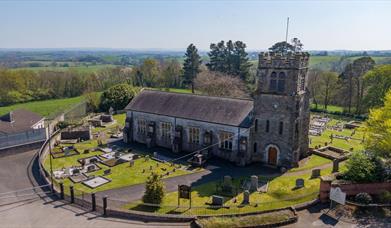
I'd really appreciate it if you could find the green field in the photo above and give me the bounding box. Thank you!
[310,103,344,112]
[10,64,116,73]
[0,96,85,117]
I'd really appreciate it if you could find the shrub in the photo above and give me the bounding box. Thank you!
[379,191,391,204]
[355,192,372,205]
[142,172,165,204]
[342,151,377,183]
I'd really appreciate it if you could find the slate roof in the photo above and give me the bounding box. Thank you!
[0,109,44,135]
[125,90,254,127]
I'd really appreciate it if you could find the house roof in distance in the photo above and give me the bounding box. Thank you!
[125,90,254,127]
[0,109,44,134]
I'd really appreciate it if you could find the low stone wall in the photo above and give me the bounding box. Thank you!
[319,176,391,202]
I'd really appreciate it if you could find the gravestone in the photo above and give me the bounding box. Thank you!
[114,151,121,158]
[311,169,321,178]
[87,165,95,172]
[104,169,111,175]
[242,190,250,204]
[72,169,80,175]
[153,152,158,158]
[222,175,233,193]
[211,195,224,206]
[90,158,98,164]
[332,160,339,173]
[250,175,258,191]
[295,178,304,189]
[129,160,135,167]
[133,154,139,160]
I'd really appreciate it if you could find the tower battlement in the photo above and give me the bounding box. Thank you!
[258,52,310,69]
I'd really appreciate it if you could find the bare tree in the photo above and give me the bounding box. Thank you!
[194,70,249,98]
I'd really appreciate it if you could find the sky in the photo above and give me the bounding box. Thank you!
[0,0,390,51]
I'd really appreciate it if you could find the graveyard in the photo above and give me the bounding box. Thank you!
[43,113,201,194]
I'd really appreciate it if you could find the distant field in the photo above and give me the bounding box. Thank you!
[9,64,116,73]
[0,96,85,117]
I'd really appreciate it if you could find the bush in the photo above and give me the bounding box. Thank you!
[355,192,372,205]
[100,84,139,112]
[142,173,165,204]
[379,191,391,204]
[342,151,377,183]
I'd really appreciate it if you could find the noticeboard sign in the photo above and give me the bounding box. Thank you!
[330,187,346,205]
[178,185,191,199]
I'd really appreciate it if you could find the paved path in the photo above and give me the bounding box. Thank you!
[97,158,279,202]
[0,150,190,228]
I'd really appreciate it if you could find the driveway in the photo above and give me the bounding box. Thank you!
[0,149,190,228]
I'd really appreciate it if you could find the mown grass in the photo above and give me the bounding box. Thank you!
[288,155,332,173]
[125,168,335,215]
[0,95,85,117]
[310,103,344,113]
[197,210,294,228]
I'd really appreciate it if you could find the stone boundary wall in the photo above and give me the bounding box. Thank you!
[0,141,44,157]
[319,177,391,202]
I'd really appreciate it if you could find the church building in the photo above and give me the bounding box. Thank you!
[123,51,310,168]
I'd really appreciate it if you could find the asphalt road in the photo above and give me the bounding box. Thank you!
[0,150,189,228]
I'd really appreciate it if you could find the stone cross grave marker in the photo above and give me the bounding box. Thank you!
[212,195,224,206]
[250,175,258,191]
[295,178,304,189]
[311,169,321,178]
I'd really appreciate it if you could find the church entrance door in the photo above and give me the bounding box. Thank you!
[268,147,278,166]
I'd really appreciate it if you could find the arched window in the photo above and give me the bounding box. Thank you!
[277,72,286,92]
[266,120,270,133]
[253,142,257,153]
[269,72,277,91]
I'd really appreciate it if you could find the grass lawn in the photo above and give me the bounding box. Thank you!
[288,155,332,173]
[0,95,85,117]
[310,103,344,113]
[197,209,294,228]
[125,167,336,215]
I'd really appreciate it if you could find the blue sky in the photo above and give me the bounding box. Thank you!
[0,0,390,50]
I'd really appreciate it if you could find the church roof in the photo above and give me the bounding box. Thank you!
[0,109,44,134]
[125,90,253,127]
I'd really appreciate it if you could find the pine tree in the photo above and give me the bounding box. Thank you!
[183,44,202,93]
[142,172,165,204]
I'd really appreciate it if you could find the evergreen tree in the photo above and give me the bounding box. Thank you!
[183,44,202,93]
[142,172,165,204]
[207,40,251,81]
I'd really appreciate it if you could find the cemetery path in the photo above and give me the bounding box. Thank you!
[96,159,280,203]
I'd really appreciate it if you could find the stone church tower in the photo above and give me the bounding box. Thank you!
[251,51,310,168]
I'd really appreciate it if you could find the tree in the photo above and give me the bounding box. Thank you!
[363,89,391,159]
[206,40,251,81]
[307,69,322,109]
[340,57,375,114]
[363,65,391,109]
[183,44,202,93]
[291,38,303,52]
[100,84,139,111]
[319,71,338,110]
[268,41,295,53]
[85,92,101,112]
[159,59,182,89]
[194,70,249,98]
[142,172,165,204]
[140,58,159,87]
